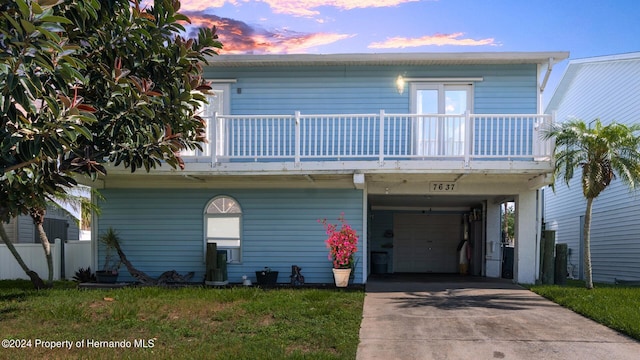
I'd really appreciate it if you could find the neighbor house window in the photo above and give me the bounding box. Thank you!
[205,196,242,263]
[411,83,472,156]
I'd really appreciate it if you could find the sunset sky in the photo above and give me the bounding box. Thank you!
[155,0,639,99]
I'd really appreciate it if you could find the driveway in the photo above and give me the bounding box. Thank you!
[356,275,640,360]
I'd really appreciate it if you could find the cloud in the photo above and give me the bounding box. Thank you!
[141,0,236,12]
[369,32,499,49]
[180,0,236,11]
[184,13,353,53]
[259,0,421,17]
[176,0,420,17]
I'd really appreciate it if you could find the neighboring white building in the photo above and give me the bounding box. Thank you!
[544,52,640,283]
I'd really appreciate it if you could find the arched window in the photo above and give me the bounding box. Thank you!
[205,196,242,263]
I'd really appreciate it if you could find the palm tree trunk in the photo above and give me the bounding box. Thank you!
[583,197,594,289]
[0,222,46,289]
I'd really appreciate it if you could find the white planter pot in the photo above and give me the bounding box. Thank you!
[332,268,351,287]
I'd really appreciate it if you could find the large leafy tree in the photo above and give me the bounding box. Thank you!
[1,0,221,288]
[543,119,640,289]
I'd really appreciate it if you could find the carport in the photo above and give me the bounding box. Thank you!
[367,194,513,280]
[363,173,544,285]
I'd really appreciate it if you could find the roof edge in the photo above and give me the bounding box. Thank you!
[205,52,569,67]
[546,52,640,112]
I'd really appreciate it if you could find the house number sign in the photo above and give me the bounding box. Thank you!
[430,182,456,192]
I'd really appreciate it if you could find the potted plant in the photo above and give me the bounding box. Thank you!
[95,228,122,283]
[319,213,358,287]
[255,267,279,286]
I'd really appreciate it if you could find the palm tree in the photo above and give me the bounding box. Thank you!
[543,118,640,289]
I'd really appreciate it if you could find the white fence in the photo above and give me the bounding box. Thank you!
[0,239,91,281]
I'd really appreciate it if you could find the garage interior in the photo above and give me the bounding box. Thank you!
[368,194,513,278]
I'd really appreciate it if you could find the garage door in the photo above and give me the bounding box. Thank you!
[393,213,462,273]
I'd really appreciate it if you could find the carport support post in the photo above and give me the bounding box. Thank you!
[514,191,538,284]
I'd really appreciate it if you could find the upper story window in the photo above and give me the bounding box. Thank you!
[411,83,473,156]
[205,196,242,263]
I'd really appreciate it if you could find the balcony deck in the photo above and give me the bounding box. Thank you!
[181,111,553,174]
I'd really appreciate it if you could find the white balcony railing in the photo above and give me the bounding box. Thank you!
[183,111,553,166]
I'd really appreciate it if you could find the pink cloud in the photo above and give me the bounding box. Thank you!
[180,0,236,11]
[369,33,499,48]
[141,0,235,11]
[177,0,420,17]
[259,0,421,17]
[185,13,352,53]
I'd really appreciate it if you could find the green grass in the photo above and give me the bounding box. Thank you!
[528,280,640,340]
[0,280,364,360]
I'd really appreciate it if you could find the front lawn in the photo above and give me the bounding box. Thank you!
[528,280,640,341]
[0,280,364,360]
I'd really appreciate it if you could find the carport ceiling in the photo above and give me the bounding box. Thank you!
[369,194,494,209]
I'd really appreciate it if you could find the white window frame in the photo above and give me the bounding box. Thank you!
[183,82,231,158]
[204,195,242,264]
[410,82,473,156]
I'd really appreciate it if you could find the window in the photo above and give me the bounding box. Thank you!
[411,83,472,156]
[205,196,242,263]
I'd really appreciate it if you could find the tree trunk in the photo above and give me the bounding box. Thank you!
[583,197,594,289]
[503,203,509,242]
[31,207,54,285]
[36,224,54,285]
[111,236,156,284]
[0,222,47,289]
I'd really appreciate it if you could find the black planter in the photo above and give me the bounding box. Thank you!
[96,271,119,284]
[255,271,278,286]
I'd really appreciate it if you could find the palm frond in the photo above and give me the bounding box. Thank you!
[545,118,640,198]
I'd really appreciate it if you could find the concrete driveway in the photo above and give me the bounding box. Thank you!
[356,275,640,360]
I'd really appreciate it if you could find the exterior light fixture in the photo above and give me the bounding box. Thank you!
[396,75,405,94]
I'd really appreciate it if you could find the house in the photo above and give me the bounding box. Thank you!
[91,52,568,285]
[544,52,640,283]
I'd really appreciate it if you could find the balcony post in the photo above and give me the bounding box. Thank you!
[533,115,540,158]
[211,112,218,166]
[294,111,301,165]
[378,110,385,164]
[464,110,471,167]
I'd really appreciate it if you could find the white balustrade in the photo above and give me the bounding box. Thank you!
[186,111,553,164]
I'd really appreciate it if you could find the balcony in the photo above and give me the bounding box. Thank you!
[182,111,554,174]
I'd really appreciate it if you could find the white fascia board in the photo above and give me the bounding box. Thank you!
[205,52,570,67]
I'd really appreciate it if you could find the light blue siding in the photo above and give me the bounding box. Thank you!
[206,64,538,115]
[97,188,364,284]
[207,64,538,159]
[545,54,640,283]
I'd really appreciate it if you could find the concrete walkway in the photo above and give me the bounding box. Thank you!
[356,275,640,360]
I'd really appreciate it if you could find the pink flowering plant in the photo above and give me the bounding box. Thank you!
[319,213,359,269]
